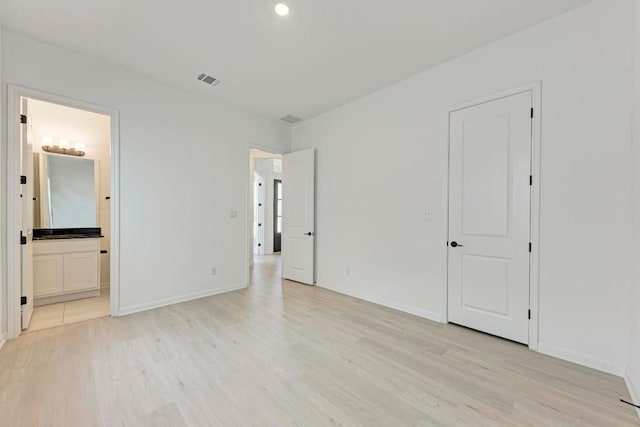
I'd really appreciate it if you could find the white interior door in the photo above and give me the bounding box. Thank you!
[20,97,34,329]
[448,91,532,344]
[282,148,315,285]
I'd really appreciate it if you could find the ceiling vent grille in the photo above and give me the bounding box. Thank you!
[281,115,302,124]
[197,73,222,87]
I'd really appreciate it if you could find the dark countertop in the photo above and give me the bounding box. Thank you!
[34,234,104,240]
[33,227,103,241]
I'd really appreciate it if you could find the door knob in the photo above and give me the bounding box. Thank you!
[305,232,314,236]
[450,241,463,248]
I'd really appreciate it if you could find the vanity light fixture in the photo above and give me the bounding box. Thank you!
[274,2,290,17]
[42,137,86,157]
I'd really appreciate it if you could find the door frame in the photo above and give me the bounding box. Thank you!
[442,82,542,351]
[5,84,121,339]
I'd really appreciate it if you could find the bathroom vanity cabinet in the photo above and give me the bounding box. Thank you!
[33,238,101,305]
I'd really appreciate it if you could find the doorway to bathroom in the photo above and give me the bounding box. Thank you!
[6,85,120,338]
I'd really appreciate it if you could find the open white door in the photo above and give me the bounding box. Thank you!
[20,98,34,329]
[448,91,532,344]
[282,148,315,285]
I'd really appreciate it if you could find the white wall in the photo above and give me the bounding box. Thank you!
[1,30,290,314]
[629,0,640,408]
[292,0,633,375]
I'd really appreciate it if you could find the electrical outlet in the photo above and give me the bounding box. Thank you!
[345,267,351,276]
[211,267,217,276]
[426,211,433,222]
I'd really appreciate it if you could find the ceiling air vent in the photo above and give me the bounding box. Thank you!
[281,115,302,124]
[197,73,222,87]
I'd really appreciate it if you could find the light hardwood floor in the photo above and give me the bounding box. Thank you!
[0,254,638,426]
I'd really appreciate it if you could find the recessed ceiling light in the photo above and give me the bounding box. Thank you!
[274,3,290,17]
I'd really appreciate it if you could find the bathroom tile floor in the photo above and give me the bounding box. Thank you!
[24,288,110,333]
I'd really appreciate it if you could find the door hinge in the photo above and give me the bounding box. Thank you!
[20,175,27,185]
[20,231,27,245]
[529,175,533,186]
[529,242,532,252]
[530,108,534,119]
[20,114,27,124]
[528,309,531,320]
[21,296,27,306]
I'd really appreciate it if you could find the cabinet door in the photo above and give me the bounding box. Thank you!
[63,252,99,292]
[33,254,64,297]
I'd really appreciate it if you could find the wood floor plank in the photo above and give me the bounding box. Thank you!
[0,254,638,426]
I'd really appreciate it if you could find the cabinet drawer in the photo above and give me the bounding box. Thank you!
[34,239,100,255]
[33,254,64,297]
[63,251,99,292]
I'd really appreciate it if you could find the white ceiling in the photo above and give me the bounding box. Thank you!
[0,0,592,122]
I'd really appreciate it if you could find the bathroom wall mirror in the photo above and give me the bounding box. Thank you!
[33,153,100,228]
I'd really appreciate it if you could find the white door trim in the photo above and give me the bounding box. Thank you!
[5,85,121,339]
[442,82,542,351]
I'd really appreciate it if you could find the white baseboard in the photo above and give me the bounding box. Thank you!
[317,283,443,323]
[118,283,248,316]
[625,367,640,418]
[537,342,625,376]
[317,284,631,380]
